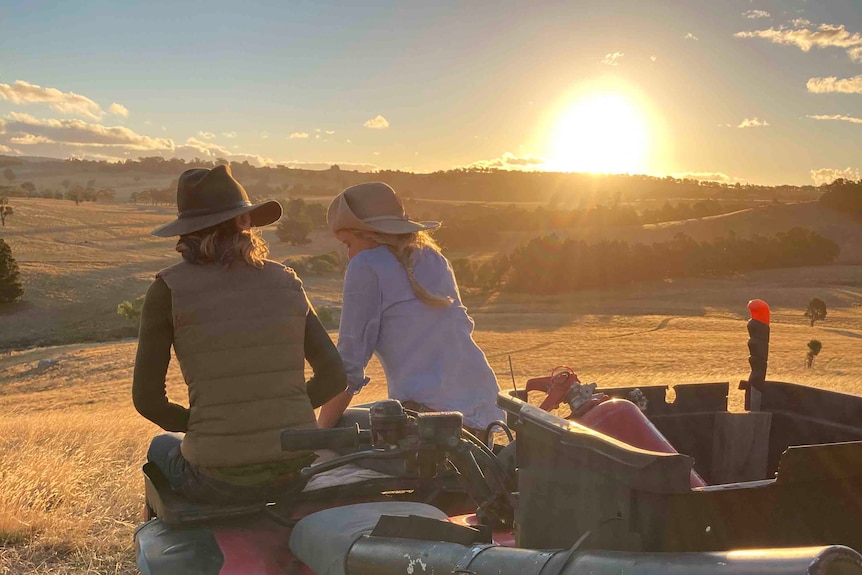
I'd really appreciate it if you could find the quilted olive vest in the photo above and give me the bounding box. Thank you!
[158,259,315,468]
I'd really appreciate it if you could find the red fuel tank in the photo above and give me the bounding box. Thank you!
[577,398,708,488]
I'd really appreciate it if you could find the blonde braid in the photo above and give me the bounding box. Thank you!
[360,231,453,308]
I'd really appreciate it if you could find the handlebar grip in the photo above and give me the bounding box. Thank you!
[280,425,363,452]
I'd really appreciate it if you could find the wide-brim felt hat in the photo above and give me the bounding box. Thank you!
[151,164,282,237]
[327,182,439,235]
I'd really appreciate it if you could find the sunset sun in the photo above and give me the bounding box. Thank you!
[548,93,650,174]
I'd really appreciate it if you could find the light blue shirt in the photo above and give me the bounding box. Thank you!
[337,246,504,430]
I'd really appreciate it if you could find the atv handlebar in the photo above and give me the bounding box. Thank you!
[279,400,516,528]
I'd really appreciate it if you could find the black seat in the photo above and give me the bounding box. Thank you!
[143,462,458,526]
[143,463,266,525]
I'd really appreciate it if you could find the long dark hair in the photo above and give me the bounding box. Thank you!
[176,218,268,268]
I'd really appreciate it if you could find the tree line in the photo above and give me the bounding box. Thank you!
[2,154,823,205]
[819,178,862,217]
[453,227,839,294]
[1,174,116,204]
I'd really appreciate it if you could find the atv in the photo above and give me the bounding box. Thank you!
[135,301,862,575]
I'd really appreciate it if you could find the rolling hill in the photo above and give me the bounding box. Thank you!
[2,197,861,351]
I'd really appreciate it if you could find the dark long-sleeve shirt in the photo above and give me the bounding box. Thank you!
[132,277,346,432]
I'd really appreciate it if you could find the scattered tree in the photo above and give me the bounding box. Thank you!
[275,198,328,245]
[20,181,36,195]
[806,339,822,368]
[66,184,84,205]
[283,252,344,276]
[96,187,116,202]
[276,216,312,245]
[804,297,827,327]
[117,295,146,328]
[3,168,15,184]
[0,238,24,303]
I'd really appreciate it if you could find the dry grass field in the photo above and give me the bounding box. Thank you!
[1,197,861,573]
[0,198,343,351]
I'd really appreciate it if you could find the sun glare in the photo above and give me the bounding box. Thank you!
[548,93,650,174]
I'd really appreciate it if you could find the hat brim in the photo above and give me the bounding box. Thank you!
[327,192,439,235]
[360,218,440,234]
[151,200,282,237]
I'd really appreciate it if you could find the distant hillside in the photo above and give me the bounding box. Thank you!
[0,198,343,351]
[636,202,862,265]
[485,202,862,265]
[1,194,858,351]
[0,154,823,205]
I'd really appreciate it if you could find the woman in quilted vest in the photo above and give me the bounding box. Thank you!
[133,165,346,503]
[317,182,504,439]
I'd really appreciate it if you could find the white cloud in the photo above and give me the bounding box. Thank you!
[261,132,270,139]
[600,52,624,66]
[363,115,390,129]
[289,132,309,139]
[811,167,860,185]
[222,131,237,138]
[275,160,378,171]
[650,55,657,62]
[65,150,128,163]
[671,171,742,184]
[736,23,862,62]
[198,131,216,140]
[9,133,54,145]
[738,117,769,128]
[325,130,336,135]
[0,113,282,167]
[807,114,862,124]
[0,80,107,121]
[174,137,273,167]
[684,33,699,41]
[807,75,862,94]
[4,112,174,150]
[791,18,812,27]
[108,103,129,117]
[464,152,548,171]
[743,10,770,19]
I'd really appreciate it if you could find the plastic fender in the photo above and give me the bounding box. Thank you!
[577,398,708,488]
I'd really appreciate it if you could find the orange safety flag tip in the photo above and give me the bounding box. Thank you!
[747,299,770,325]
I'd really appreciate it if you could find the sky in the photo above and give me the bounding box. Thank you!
[1,0,861,186]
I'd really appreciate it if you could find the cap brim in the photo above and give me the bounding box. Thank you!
[151,200,282,237]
